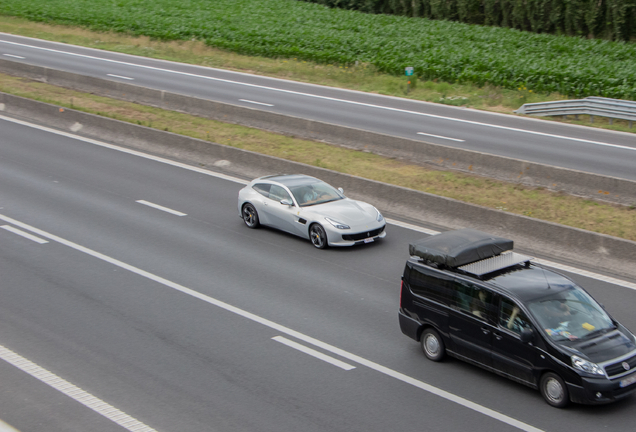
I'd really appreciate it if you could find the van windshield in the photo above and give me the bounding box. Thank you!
[527,287,614,342]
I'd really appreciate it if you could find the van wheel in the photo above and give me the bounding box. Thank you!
[540,372,569,408]
[421,328,445,362]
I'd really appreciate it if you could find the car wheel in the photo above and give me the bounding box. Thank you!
[421,328,445,362]
[242,203,259,229]
[540,372,569,408]
[309,224,328,249]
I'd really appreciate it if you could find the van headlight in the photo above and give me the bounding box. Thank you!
[571,355,605,376]
[325,217,350,229]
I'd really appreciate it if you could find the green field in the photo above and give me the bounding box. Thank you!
[1,0,635,99]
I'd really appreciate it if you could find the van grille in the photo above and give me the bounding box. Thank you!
[604,354,636,378]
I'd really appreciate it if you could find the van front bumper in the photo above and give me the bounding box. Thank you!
[567,372,636,404]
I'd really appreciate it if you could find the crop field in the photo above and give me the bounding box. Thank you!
[1,0,635,99]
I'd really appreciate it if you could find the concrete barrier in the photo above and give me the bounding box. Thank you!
[1,58,635,205]
[1,91,635,280]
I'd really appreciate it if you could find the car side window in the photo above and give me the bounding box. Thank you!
[252,183,271,198]
[500,297,532,335]
[454,280,496,322]
[269,185,292,203]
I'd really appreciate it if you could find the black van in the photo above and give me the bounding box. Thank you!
[399,229,636,407]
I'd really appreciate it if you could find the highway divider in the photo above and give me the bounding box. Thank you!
[1,58,635,206]
[1,91,635,280]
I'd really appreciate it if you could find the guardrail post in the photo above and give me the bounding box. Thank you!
[590,115,594,123]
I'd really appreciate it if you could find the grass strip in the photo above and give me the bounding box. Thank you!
[1,73,634,241]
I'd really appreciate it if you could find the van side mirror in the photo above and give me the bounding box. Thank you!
[520,328,534,344]
[280,199,293,206]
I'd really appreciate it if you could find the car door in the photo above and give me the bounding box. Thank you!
[491,297,537,386]
[448,280,496,368]
[259,184,298,235]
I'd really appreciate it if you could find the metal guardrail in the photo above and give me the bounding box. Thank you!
[515,97,636,127]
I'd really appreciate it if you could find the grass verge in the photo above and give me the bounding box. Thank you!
[1,72,634,241]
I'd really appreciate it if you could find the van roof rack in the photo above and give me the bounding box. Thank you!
[457,251,533,277]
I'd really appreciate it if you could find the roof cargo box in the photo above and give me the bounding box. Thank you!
[409,229,513,268]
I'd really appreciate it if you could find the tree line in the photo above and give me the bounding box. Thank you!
[299,0,636,41]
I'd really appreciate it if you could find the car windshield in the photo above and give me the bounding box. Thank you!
[527,287,614,342]
[289,181,344,207]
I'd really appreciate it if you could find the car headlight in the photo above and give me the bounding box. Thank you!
[571,355,605,376]
[374,207,384,222]
[325,217,350,229]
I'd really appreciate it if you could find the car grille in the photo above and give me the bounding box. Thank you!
[342,225,385,241]
[604,354,636,378]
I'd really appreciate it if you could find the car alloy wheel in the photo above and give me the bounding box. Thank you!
[309,224,328,249]
[242,203,259,229]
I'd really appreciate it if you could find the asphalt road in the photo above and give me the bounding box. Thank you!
[1,33,636,182]
[1,116,635,432]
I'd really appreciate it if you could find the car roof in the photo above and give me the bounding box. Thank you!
[257,174,321,187]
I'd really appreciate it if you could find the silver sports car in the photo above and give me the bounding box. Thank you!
[237,174,386,248]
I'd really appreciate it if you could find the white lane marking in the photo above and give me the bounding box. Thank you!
[0,39,633,152]
[0,114,633,292]
[272,336,355,371]
[0,214,543,432]
[136,200,187,216]
[0,419,20,432]
[106,73,134,80]
[1,225,48,243]
[2,53,24,59]
[417,132,465,142]
[0,344,157,432]
[239,99,274,107]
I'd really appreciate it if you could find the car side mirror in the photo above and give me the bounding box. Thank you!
[337,187,344,194]
[280,199,293,206]
[520,328,534,344]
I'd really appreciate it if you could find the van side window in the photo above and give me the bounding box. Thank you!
[454,280,496,322]
[500,298,532,335]
[408,266,454,305]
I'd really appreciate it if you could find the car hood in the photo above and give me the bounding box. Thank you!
[309,198,377,224]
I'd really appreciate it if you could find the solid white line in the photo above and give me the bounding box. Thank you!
[417,132,465,142]
[272,336,355,371]
[0,344,158,432]
[107,73,134,80]
[0,114,633,292]
[0,213,543,432]
[0,419,20,432]
[2,53,24,59]
[239,99,274,107]
[1,225,48,244]
[1,39,633,152]
[136,200,187,216]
